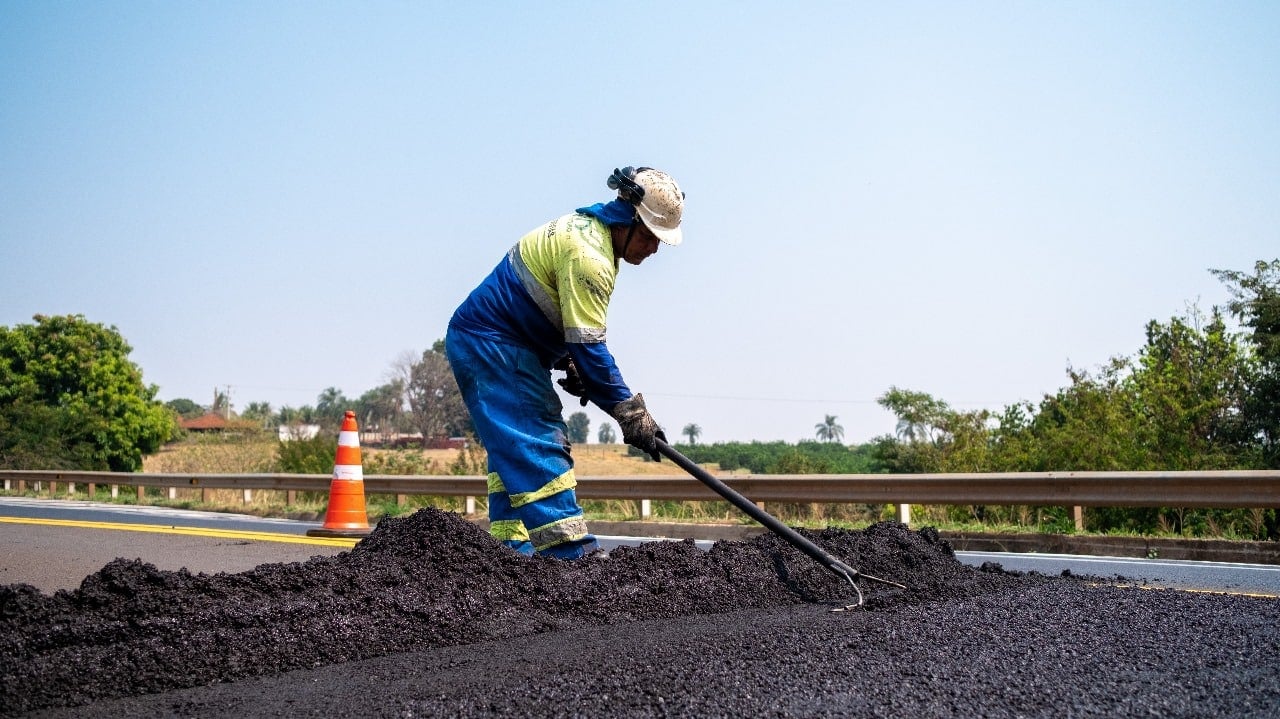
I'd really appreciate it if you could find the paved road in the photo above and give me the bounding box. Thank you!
[4,497,1278,718]
[2,497,1277,596]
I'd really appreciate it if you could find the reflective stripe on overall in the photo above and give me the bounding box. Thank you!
[445,327,599,559]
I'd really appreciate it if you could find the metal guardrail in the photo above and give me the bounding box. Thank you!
[2,469,1278,508]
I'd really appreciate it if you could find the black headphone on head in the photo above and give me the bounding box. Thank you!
[607,166,653,205]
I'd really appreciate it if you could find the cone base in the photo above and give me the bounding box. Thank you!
[306,527,373,538]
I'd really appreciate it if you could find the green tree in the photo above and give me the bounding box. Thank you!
[879,386,950,444]
[405,343,468,443]
[566,411,590,444]
[936,408,994,473]
[873,388,953,473]
[814,415,844,443]
[355,381,405,439]
[682,423,702,445]
[1129,310,1252,470]
[241,401,274,428]
[1002,308,1253,474]
[315,387,350,429]
[770,448,828,474]
[164,397,204,419]
[277,405,317,427]
[211,388,230,417]
[0,314,176,471]
[1017,360,1150,472]
[679,440,875,474]
[597,422,617,444]
[1212,259,1280,467]
[0,401,102,469]
[275,434,338,473]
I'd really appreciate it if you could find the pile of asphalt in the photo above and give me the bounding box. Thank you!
[0,509,1050,714]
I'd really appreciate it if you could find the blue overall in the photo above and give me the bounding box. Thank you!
[445,329,597,558]
[446,203,638,560]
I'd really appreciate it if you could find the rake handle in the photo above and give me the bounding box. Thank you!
[653,437,861,581]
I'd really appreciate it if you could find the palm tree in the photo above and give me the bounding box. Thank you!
[814,414,844,443]
[896,417,929,443]
[315,386,349,427]
[242,401,274,428]
[682,423,702,445]
[276,405,299,426]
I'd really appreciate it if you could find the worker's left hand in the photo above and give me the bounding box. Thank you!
[554,356,589,406]
[611,393,664,461]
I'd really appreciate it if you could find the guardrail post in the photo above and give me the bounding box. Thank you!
[167,487,177,500]
[88,482,95,498]
[242,489,252,504]
[110,484,118,498]
[1072,506,1084,531]
[2,478,8,491]
[897,503,911,526]
[137,486,145,501]
[465,496,476,514]
[68,482,76,496]
[396,494,407,507]
[286,490,296,505]
[641,499,651,519]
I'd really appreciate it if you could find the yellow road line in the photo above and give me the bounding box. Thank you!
[0,516,361,547]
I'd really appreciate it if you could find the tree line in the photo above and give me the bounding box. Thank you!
[164,340,473,446]
[869,261,1278,476]
[2,261,1276,503]
[670,260,1280,539]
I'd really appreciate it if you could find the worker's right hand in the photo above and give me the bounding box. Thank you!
[553,356,589,406]
[610,394,664,461]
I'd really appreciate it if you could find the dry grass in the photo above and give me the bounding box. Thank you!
[361,443,681,476]
[127,437,687,521]
[26,438,883,529]
[569,443,683,475]
[142,434,277,473]
[142,437,676,477]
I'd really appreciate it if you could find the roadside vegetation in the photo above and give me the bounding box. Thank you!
[2,260,1278,540]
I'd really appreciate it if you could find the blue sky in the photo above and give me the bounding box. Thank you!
[2,1,1277,444]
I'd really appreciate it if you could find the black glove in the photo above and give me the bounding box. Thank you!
[610,393,666,461]
[553,356,588,406]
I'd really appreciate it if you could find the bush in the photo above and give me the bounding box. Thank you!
[275,436,338,474]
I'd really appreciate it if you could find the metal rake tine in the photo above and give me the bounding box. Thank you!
[857,572,907,590]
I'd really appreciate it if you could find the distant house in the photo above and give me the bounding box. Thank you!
[180,413,232,432]
[179,413,261,433]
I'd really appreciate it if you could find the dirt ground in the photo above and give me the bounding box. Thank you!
[2,509,1277,717]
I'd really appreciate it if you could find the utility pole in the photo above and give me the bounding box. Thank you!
[212,385,233,419]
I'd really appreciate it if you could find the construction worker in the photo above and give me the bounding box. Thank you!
[445,166,685,559]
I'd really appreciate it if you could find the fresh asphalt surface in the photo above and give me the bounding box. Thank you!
[2,496,1277,596]
[3,496,1279,718]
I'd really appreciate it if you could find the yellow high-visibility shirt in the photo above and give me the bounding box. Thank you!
[510,212,617,344]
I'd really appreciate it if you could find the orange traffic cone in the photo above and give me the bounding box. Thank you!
[306,410,372,538]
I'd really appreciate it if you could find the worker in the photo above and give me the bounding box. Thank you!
[445,166,685,559]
